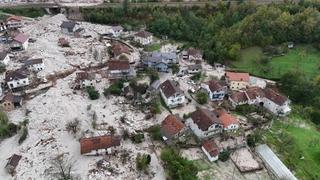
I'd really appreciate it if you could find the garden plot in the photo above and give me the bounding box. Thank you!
[230,148,262,173]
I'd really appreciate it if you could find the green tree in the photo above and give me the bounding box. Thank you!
[136,153,151,171]
[86,86,100,100]
[196,91,208,105]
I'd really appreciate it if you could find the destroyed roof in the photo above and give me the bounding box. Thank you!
[135,30,152,38]
[76,71,96,81]
[24,58,43,66]
[2,93,22,103]
[108,60,130,71]
[161,114,186,138]
[226,71,250,82]
[5,154,22,168]
[213,109,238,128]
[202,140,219,157]
[13,33,29,43]
[111,42,131,56]
[60,21,76,29]
[206,80,225,92]
[230,91,248,103]
[160,80,183,98]
[0,51,8,60]
[5,69,28,82]
[190,108,221,131]
[263,88,288,106]
[187,47,202,56]
[80,135,121,154]
[188,64,202,71]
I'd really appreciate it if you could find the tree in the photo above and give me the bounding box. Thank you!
[219,149,230,162]
[171,64,180,74]
[136,153,151,171]
[50,155,76,180]
[196,91,208,104]
[65,118,80,136]
[104,80,124,96]
[86,86,100,100]
[122,0,129,15]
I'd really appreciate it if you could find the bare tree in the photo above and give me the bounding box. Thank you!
[51,155,77,180]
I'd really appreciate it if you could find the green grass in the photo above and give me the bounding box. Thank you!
[232,45,320,79]
[193,159,211,171]
[144,43,161,52]
[0,7,46,18]
[265,119,320,179]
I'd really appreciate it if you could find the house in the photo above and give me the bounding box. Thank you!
[186,108,223,139]
[5,154,22,176]
[73,71,96,89]
[201,140,219,162]
[213,109,239,131]
[111,42,133,62]
[109,26,123,37]
[225,71,250,91]
[58,38,70,47]
[108,60,135,79]
[261,88,291,116]
[184,48,203,61]
[202,80,227,101]
[0,93,22,111]
[245,87,265,105]
[0,51,10,65]
[229,91,248,107]
[10,33,29,50]
[80,135,121,155]
[143,52,177,72]
[5,69,29,89]
[134,30,153,45]
[60,21,77,34]
[24,58,45,72]
[147,79,161,94]
[161,114,187,142]
[187,64,202,74]
[0,20,7,32]
[159,80,185,108]
[6,16,22,29]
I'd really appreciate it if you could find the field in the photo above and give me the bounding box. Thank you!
[264,115,320,180]
[232,45,320,79]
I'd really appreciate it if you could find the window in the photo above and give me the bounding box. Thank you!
[10,84,13,87]
[23,81,26,84]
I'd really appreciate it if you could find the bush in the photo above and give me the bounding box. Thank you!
[0,111,18,138]
[146,68,159,83]
[310,110,320,125]
[130,133,144,143]
[0,63,6,73]
[147,125,162,141]
[171,64,180,74]
[136,153,151,171]
[18,127,28,144]
[191,72,202,81]
[86,86,100,100]
[66,118,80,135]
[104,80,124,96]
[196,91,208,104]
[219,149,230,162]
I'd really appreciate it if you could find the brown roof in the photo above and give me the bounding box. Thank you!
[58,38,69,45]
[111,42,131,57]
[202,140,219,157]
[160,80,183,98]
[0,51,8,60]
[161,114,186,138]
[187,48,202,56]
[190,108,221,131]
[6,154,22,168]
[207,80,225,92]
[76,71,96,81]
[6,16,22,22]
[245,87,265,100]
[80,135,121,154]
[226,71,250,82]
[5,69,28,82]
[213,109,238,128]
[263,88,287,106]
[230,91,248,104]
[108,60,130,71]
[2,93,22,103]
[13,33,29,43]
[24,58,43,66]
[135,30,152,38]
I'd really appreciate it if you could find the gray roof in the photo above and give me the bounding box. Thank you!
[188,64,202,71]
[256,144,297,180]
[150,80,161,90]
[145,52,177,63]
[60,21,76,30]
[24,58,43,66]
[0,51,8,60]
[5,69,28,82]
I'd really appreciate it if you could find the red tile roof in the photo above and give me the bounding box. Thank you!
[161,114,185,138]
[245,87,265,100]
[13,33,29,43]
[202,140,219,157]
[230,91,248,104]
[213,109,238,128]
[80,135,120,154]
[263,88,287,106]
[190,108,221,131]
[226,72,250,82]
[108,60,130,71]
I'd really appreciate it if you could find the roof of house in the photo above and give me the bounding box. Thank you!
[2,93,22,103]
[263,88,288,106]
[187,48,202,56]
[60,21,76,29]
[188,64,202,71]
[108,60,130,71]
[230,91,248,104]
[6,16,22,22]
[5,154,22,168]
[0,51,8,60]
[58,38,69,45]
[160,80,183,98]
[206,80,225,92]
[145,52,177,63]
[213,109,238,128]
[80,135,121,154]
[161,114,186,138]
[202,140,219,157]
[5,69,28,82]
[149,80,161,90]
[135,30,152,38]
[226,71,250,82]
[24,58,43,66]
[190,108,221,131]
[245,87,265,100]
[111,25,123,31]
[111,42,131,57]
[76,71,96,81]
[13,33,29,43]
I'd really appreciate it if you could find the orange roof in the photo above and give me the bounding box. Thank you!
[202,140,219,157]
[7,16,22,22]
[161,114,185,138]
[80,135,120,154]
[226,72,250,82]
[213,109,238,128]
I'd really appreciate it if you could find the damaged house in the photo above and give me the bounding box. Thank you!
[73,71,96,89]
[0,93,22,111]
[80,135,121,155]
[108,60,135,80]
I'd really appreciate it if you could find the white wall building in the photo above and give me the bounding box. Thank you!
[5,70,29,89]
[134,30,153,45]
[159,80,185,108]
[24,58,45,72]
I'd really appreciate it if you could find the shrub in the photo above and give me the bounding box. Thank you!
[130,133,144,143]
[146,68,159,82]
[196,91,208,104]
[18,127,28,144]
[86,86,100,100]
[0,63,6,73]
[147,125,162,141]
[136,153,151,171]
[171,64,180,74]
[66,118,80,135]
[104,80,124,96]
[219,149,230,162]
[191,72,202,81]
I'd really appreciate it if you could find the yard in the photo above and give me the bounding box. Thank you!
[232,45,320,79]
[264,118,320,180]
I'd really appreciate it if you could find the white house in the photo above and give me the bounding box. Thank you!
[202,80,227,101]
[5,69,29,89]
[6,16,22,29]
[186,108,222,139]
[159,80,185,108]
[187,64,202,74]
[261,88,291,116]
[24,58,45,72]
[74,71,96,89]
[225,71,250,91]
[183,47,203,61]
[109,26,123,37]
[213,109,239,131]
[134,30,153,45]
[202,140,219,162]
[0,51,10,65]
[10,33,29,51]
[80,135,121,155]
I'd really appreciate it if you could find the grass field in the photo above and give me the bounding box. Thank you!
[265,118,320,179]
[232,45,320,79]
